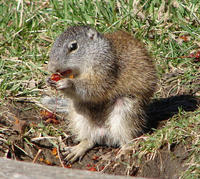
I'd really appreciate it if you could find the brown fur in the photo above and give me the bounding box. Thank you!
[47,26,157,162]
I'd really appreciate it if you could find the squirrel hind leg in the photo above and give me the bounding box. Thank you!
[108,97,146,147]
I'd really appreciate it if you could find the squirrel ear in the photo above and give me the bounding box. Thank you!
[87,28,98,40]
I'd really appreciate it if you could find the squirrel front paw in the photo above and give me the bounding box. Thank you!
[46,77,73,90]
[46,77,57,88]
[56,79,73,90]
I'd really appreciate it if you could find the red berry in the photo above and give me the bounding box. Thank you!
[65,164,72,168]
[92,155,99,160]
[86,164,91,167]
[51,74,61,81]
[188,53,195,58]
[100,166,105,171]
[88,166,97,171]
[195,51,200,59]
[40,110,56,119]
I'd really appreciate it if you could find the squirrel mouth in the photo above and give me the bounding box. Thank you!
[60,69,74,79]
[50,69,78,82]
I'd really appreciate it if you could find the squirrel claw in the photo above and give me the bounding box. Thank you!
[46,77,57,87]
[62,145,85,163]
[60,139,93,163]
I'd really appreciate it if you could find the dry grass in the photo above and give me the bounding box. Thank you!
[0,0,199,178]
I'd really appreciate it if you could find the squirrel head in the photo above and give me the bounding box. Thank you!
[48,26,114,77]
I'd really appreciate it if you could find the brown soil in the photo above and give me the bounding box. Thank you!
[0,93,199,179]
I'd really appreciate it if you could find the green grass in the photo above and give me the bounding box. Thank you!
[0,0,200,97]
[128,110,200,178]
[0,0,199,178]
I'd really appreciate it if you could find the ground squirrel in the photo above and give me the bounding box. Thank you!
[47,26,157,163]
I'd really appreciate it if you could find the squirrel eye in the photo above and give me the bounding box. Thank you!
[68,41,78,52]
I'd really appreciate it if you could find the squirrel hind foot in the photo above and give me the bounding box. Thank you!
[60,139,94,163]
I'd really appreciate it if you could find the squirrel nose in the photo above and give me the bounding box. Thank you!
[48,61,59,73]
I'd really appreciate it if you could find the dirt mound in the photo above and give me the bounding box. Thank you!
[0,94,199,178]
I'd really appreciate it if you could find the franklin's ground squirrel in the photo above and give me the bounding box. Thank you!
[47,26,157,163]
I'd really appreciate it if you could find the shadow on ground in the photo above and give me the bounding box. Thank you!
[147,95,199,129]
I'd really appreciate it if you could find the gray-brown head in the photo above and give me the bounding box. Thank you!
[48,26,115,76]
